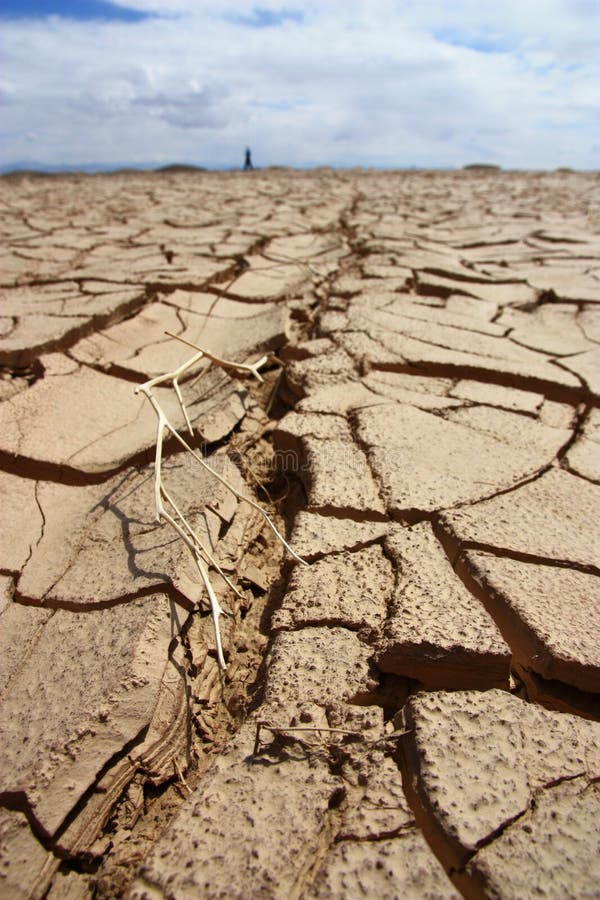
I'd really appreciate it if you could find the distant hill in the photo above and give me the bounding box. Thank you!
[0,161,211,177]
[154,164,208,174]
[463,163,501,171]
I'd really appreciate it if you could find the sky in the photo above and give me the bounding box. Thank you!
[1,0,599,171]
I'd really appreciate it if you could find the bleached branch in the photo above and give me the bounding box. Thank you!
[136,337,306,671]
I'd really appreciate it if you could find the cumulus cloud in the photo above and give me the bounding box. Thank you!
[132,84,229,130]
[0,1,599,169]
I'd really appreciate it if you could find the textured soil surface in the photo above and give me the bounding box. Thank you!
[1,167,599,899]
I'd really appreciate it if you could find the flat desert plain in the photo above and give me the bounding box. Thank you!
[1,168,599,899]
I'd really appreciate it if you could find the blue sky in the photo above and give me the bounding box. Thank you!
[0,1,150,21]
[1,1,599,170]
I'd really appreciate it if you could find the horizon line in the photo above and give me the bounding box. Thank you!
[0,161,591,177]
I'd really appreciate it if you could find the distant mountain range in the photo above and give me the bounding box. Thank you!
[0,160,216,176]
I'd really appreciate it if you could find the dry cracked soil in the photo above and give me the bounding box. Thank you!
[1,166,599,899]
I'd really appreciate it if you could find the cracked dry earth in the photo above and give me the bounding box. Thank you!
[1,168,600,900]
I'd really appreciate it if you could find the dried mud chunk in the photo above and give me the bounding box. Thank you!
[18,454,241,606]
[441,468,600,569]
[70,300,183,371]
[0,594,173,837]
[342,321,581,394]
[0,471,43,571]
[332,271,370,295]
[462,282,538,306]
[352,294,506,338]
[280,337,335,362]
[337,745,414,841]
[565,434,600,483]
[0,314,89,368]
[275,410,352,444]
[45,870,91,900]
[130,719,337,900]
[349,299,530,358]
[354,403,567,514]
[0,601,52,694]
[0,372,30,403]
[72,295,287,378]
[363,375,455,401]
[0,283,82,319]
[0,575,12,615]
[402,689,600,883]
[225,254,308,301]
[448,379,543,414]
[67,247,225,286]
[317,309,350,334]
[446,294,498,319]
[272,545,392,633]
[362,370,460,412]
[284,345,356,397]
[579,305,600,342]
[1,359,254,473]
[54,647,190,866]
[307,834,460,899]
[0,365,182,473]
[266,231,343,267]
[296,381,379,415]
[564,406,600,483]
[444,403,570,449]
[273,413,385,514]
[0,809,57,900]
[361,260,412,283]
[562,347,600,398]
[461,552,600,693]
[0,280,144,367]
[377,524,509,689]
[337,329,405,369]
[303,435,385,514]
[464,779,600,900]
[497,303,596,356]
[408,698,526,856]
[520,265,600,303]
[289,510,388,560]
[264,627,378,706]
[175,298,286,354]
[174,367,255,445]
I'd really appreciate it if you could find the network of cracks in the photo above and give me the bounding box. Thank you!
[1,168,600,899]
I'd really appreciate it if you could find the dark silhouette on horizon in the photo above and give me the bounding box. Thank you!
[244,147,254,171]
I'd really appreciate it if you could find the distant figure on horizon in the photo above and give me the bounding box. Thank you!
[243,147,254,171]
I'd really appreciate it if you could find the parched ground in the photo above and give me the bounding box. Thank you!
[1,167,599,899]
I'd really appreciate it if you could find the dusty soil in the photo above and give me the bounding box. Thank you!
[1,167,599,899]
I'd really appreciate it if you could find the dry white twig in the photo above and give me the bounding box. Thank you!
[136,334,306,670]
[252,722,412,756]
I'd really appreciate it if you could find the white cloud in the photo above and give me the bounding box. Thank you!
[1,1,599,170]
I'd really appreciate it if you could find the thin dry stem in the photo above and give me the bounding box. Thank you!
[136,338,306,671]
[165,331,270,383]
